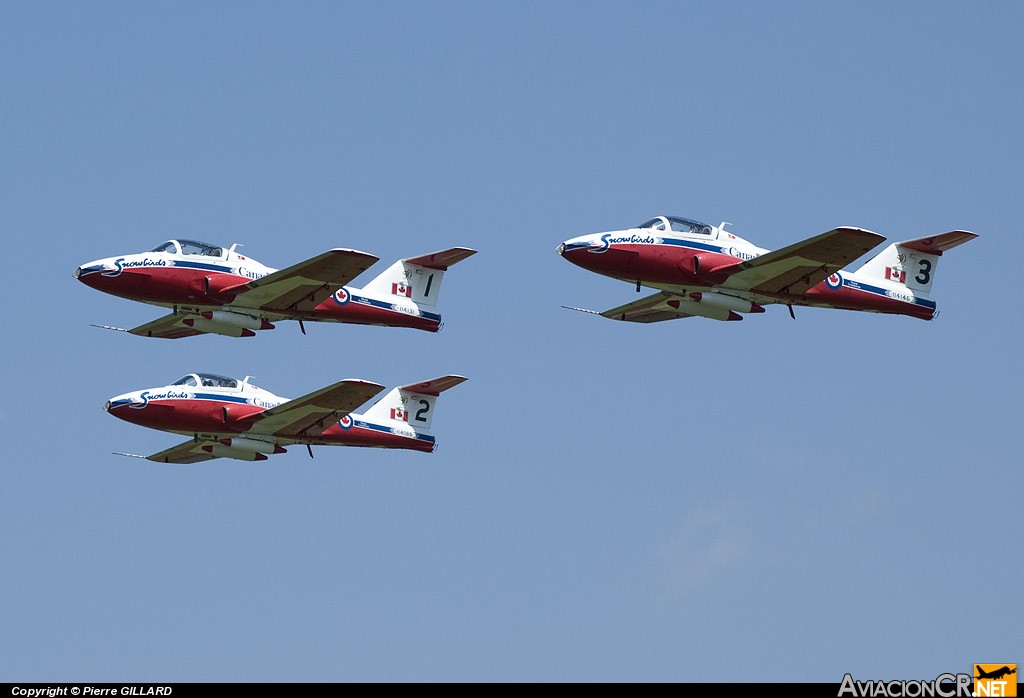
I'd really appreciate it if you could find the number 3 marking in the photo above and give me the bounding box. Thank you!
[916,259,932,285]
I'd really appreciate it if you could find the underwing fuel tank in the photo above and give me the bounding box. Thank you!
[217,438,286,455]
[665,298,741,322]
[182,311,275,338]
[197,437,285,461]
[686,292,765,314]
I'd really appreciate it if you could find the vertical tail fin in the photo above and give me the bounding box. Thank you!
[361,375,468,432]
[358,247,476,308]
[855,231,977,296]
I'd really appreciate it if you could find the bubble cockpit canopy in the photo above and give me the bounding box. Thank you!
[149,240,225,257]
[172,373,239,389]
[637,216,714,236]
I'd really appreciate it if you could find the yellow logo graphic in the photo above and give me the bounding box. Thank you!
[975,664,1017,697]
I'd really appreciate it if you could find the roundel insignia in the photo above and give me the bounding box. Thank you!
[826,273,842,290]
[339,415,352,429]
[333,287,350,305]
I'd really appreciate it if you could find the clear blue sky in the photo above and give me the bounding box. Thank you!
[2,1,1020,681]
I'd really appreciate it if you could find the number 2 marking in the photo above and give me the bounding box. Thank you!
[916,259,932,285]
[415,399,430,422]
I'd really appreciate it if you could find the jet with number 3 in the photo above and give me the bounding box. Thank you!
[557,215,976,323]
[105,372,468,463]
[75,240,475,338]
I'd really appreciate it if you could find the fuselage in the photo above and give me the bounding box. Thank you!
[104,373,436,454]
[74,239,441,332]
[557,216,936,320]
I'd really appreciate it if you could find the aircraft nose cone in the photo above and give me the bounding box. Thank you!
[556,242,566,256]
[74,266,83,280]
[103,400,111,412]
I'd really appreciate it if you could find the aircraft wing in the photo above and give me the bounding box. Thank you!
[119,440,219,464]
[114,313,205,339]
[565,292,697,323]
[717,227,886,295]
[243,378,385,437]
[225,248,379,312]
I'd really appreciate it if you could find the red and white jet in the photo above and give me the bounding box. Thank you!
[105,372,467,463]
[75,239,475,338]
[557,215,977,323]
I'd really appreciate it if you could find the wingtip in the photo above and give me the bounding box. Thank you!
[340,378,387,391]
[843,226,887,241]
[327,248,380,262]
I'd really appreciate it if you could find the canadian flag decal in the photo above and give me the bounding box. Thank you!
[390,408,407,421]
[392,282,412,298]
[885,267,906,283]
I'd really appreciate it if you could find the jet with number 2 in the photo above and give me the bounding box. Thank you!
[75,239,475,338]
[105,372,467,463]
[557,215,976,323]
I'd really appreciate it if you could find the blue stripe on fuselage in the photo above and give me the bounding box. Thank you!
[351,419,435,443]
[172,260,237,273]
[350,294,442,323]
[655,238,729,255]
[841,278,936,309]
[192,393,252,403]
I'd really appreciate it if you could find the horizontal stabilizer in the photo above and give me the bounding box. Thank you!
[396,375,468,396]
[896,231,977,255]
[402,247,477,270]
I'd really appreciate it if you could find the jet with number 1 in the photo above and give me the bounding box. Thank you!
[557,215,976,323]
[75,240,475,338]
